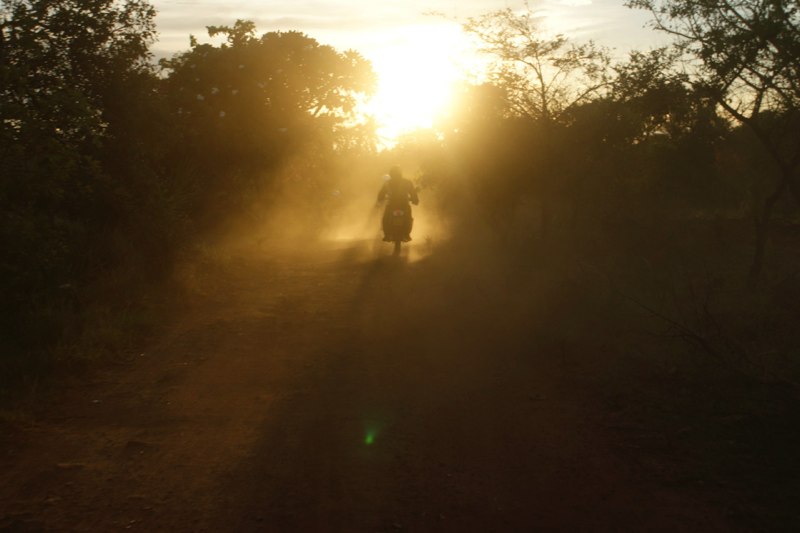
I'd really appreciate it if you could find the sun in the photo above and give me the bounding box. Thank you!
[362,22,472,145]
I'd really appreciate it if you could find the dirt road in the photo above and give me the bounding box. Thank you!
[1,238,734,531]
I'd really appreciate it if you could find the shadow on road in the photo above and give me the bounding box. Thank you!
[204,239,731,532]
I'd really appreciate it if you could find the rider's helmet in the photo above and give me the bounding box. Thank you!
[389,166,402,180]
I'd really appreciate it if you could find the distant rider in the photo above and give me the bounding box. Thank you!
[377,166,419,242]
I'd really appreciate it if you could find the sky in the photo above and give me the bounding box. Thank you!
[150,0,669,140]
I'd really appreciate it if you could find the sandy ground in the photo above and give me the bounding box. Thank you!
[0,236,738,532]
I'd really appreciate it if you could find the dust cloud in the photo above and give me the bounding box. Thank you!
[210,158,453,268]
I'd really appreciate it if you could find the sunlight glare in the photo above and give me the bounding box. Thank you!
[363,23,472,145]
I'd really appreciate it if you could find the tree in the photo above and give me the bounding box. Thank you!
[0,0,160,361]
[463,3,612,124]
[161,22,375,132]
[461,4,612,237]
[627,0,800,284]
[159,21,377,223]
[1,0,156,136]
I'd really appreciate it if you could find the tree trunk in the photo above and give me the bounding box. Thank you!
[747,174,790,288]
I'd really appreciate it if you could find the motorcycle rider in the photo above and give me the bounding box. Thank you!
[377,166,419,242]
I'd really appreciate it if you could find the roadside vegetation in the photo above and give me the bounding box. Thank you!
[1,2,377,391]
[2,0,799,523]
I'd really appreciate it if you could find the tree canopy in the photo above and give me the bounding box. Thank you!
[462,4,611,123]
[628,0,800,284]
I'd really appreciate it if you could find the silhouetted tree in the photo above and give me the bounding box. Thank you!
[609,48,730,209]
[462,3,612,236]
[628,0,800,284]
[0,0,160,359]
[160,22,376,223]
[463,4,611,123]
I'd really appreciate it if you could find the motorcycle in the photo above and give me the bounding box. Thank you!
[382,207,413,256]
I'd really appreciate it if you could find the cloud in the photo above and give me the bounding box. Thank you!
[151,0,665,58]
[151,0,511,37]
[153,2,432,50]
[151,1,470,55]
